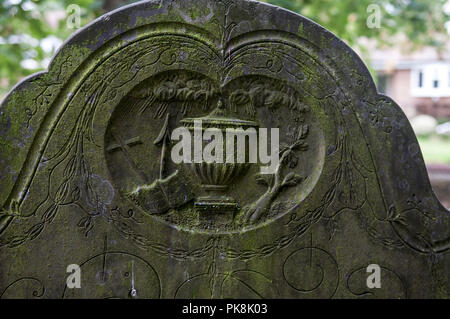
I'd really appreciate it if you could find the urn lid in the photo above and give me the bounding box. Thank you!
[180,99,259,129]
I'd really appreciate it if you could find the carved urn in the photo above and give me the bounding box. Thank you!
[180,99,259,222]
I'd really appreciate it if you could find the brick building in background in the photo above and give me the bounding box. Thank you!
[371,44,450,120]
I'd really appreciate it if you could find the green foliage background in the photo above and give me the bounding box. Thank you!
[1,0,449,97]
[263,0,449,48]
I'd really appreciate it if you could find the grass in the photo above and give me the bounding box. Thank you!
[417,134,450,165]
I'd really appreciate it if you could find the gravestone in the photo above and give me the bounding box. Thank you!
[0,0,449,299]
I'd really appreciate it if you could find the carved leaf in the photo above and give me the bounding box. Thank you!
[55,181,70,204]
[287,153,299,169]
[77,216,93,236]
[194,90,208,101]
[7,236,27,248]
[64,156,77,178]
[230,90,250,105]
[26,222,45,240]
[282,172,303,187]
[176,87,194,100]
[292,141,309,152]
[387,205,397,219]
[71,187,81,202]
[77,216,90,228]
[186,79,201,89]
[155,85,176,100]
[42,204,58,223]
[255,173,273,186]
[297,124,309,140]
[394,216,408,227]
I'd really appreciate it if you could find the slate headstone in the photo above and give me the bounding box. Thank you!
[0,0,448,298]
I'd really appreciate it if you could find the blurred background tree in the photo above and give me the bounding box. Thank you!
[263,0,450,49]
[0,0,134,96]
[1,0,449,96]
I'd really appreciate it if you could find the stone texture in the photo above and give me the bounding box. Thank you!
[0,0,448,298]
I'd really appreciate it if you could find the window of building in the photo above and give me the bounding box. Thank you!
[433,69,439,88]
[411,63,450,97]
[433,79,439,88]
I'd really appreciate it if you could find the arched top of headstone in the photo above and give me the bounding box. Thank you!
[0,0,448,299]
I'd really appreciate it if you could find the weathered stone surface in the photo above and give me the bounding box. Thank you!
[0,0,448,298]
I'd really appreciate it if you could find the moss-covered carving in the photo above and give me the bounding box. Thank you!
[0,0,448,299]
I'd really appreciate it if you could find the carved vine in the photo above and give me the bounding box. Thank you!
[241,124,309,224]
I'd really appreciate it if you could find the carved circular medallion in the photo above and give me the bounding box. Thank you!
[105,71,325,233]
